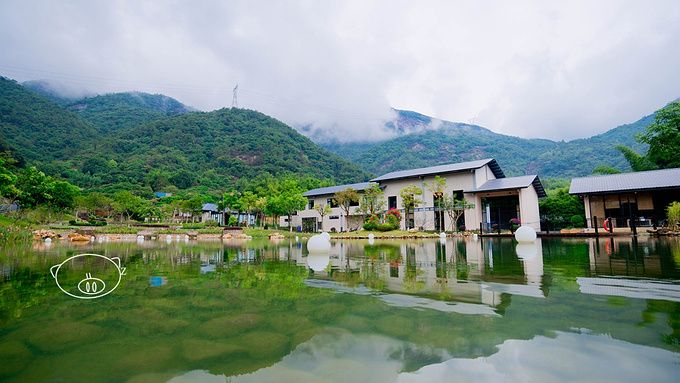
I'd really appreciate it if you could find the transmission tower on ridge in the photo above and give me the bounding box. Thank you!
[232,84,238,108]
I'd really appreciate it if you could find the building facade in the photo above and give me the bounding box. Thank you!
[569,168,680,230]
[286,159,545,232]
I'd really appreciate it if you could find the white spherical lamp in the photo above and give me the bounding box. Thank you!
[321,232,331,241]
[514,226,537,243]
[307,234,330,253]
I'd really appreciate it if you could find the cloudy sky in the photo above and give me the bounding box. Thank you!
[1,1,678,142]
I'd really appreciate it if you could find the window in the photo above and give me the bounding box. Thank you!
[329,215,339,220]
[327,198,339,208]
[350,200,359,207]
[388,196,397,210]
[308,199,315,210]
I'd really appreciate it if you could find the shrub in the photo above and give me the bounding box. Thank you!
[228,216,238,226]
[667,201,680,229]
[385,208,402,229]
[363,214,379,231]
[204,219,219,227]
[570,215,584,228]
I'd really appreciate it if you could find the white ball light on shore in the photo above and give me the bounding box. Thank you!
[440,232,446,239]
[515,226,537,243]
[368,233,375,240]
[307,234,330,253]
[321,232,331,241]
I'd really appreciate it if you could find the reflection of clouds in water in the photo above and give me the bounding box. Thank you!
[397,331,680,383]
[168,330,679,383]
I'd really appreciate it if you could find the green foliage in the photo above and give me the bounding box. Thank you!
[570,215,584,228]
[540,188,585,221]
[399,184,423,230]
[666,201,680,229]
[362,214,379,231]
[592,165,622,175]
[384,208,402,229]
[615,145,657,172]
[2,78,371,198]
[0,225,32,244]
[356,183,385,216]
[635,101,680,169]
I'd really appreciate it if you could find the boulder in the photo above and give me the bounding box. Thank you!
[33,229,59,239]
[68,233,91,242]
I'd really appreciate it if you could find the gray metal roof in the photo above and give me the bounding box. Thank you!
[202,203,219,212]
[304,182,375,197]
[569,168,680,195]
[370,158,504,182]
[465,175,547,198]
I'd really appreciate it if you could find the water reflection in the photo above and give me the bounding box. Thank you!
[0,236,678,382]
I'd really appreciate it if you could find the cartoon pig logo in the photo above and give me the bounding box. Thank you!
[51,253,126,299]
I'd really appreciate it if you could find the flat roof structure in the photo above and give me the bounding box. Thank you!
[569,168,680,195]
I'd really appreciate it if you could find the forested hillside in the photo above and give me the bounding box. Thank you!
[0,77,102,162]
[66,92,194,133]
[0,76,373,197]
[322,109,653,178]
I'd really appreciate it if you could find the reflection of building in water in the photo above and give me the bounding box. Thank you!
[283,238,548,313]
[586,236,678,278]
[579,237,680,302]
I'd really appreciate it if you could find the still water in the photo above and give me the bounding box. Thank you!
[1,236,679,382]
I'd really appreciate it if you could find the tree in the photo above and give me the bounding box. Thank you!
[314,203,332,231]
[636,101,680,169]
[399,184,423,230]
[254,196,267,228]
[239,191,258,227]
[615,145,657,172]
[333,187,360,232]
[181,197,204,223]
[356,183,385,217]
[426,176,447,230]
[443,195,474,231]
[0,154,19,209]
[592,165,622,175]
[539,188,585,222]
[267,179,306,232]
[219,190,241,225]
[113,190,144,224]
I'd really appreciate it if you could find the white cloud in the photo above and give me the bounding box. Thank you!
[1,0,678,141]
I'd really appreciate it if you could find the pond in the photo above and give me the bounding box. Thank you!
[1,235,679,382]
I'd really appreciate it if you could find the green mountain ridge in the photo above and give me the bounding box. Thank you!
[66,91,195,134]
[0,76,372,196]
[321,109,653,178]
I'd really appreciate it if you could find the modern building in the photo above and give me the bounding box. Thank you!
[286,159,546,232]
[569,167,680,230]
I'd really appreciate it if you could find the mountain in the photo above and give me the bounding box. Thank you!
[0,76,102,162]
[65,92,195,134]
[22,79,95,105]
[1,76,373,194]
[321,109,653,179]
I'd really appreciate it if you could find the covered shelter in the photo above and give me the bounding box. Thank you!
[569,168,680,230]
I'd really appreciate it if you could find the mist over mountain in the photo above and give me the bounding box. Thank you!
[319,109,654,179]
